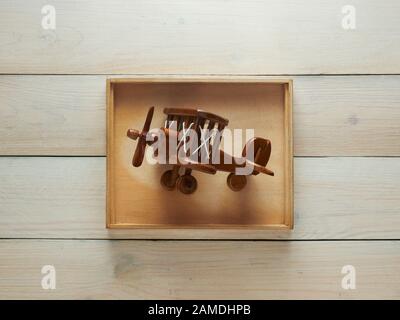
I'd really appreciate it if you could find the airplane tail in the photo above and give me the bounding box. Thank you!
[242,137,272,175]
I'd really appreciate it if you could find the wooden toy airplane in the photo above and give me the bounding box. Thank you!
[127,107,274,194]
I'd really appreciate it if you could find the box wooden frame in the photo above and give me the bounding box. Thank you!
[106,77,293,230]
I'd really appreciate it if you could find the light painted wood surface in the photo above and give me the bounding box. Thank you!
[0,75,105,155]
[1,157,399,239]
[1,0,399,300]
[0,240,398,299]
[1,0,399,74]
[1,75,400,156]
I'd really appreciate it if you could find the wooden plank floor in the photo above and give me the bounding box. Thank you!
[1,75,400,156]
[0,240,399,299]
[0,0,399,299]
[1,0,399,74]
[1,157,399,239]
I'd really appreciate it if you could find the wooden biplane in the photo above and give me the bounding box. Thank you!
[127,107,274,194]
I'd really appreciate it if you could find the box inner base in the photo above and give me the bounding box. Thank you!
[110,82,289,228]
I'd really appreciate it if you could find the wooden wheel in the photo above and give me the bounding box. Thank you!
[160,169,178,190]
[227,173,247,191]
[176,174,198,194]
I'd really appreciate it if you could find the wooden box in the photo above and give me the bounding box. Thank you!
[107,78,293,229]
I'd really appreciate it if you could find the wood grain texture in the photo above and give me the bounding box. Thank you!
[0,240,399,299]
[1,0,399,301]
[1,75,400,156]
[0,76,105,155]
[1,157,399,239]
[1,0,399,74]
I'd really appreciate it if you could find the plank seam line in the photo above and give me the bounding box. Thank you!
[1,73,400,77]
[0,238,399,242]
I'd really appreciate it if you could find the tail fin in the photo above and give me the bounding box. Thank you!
[242,137,272,175]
